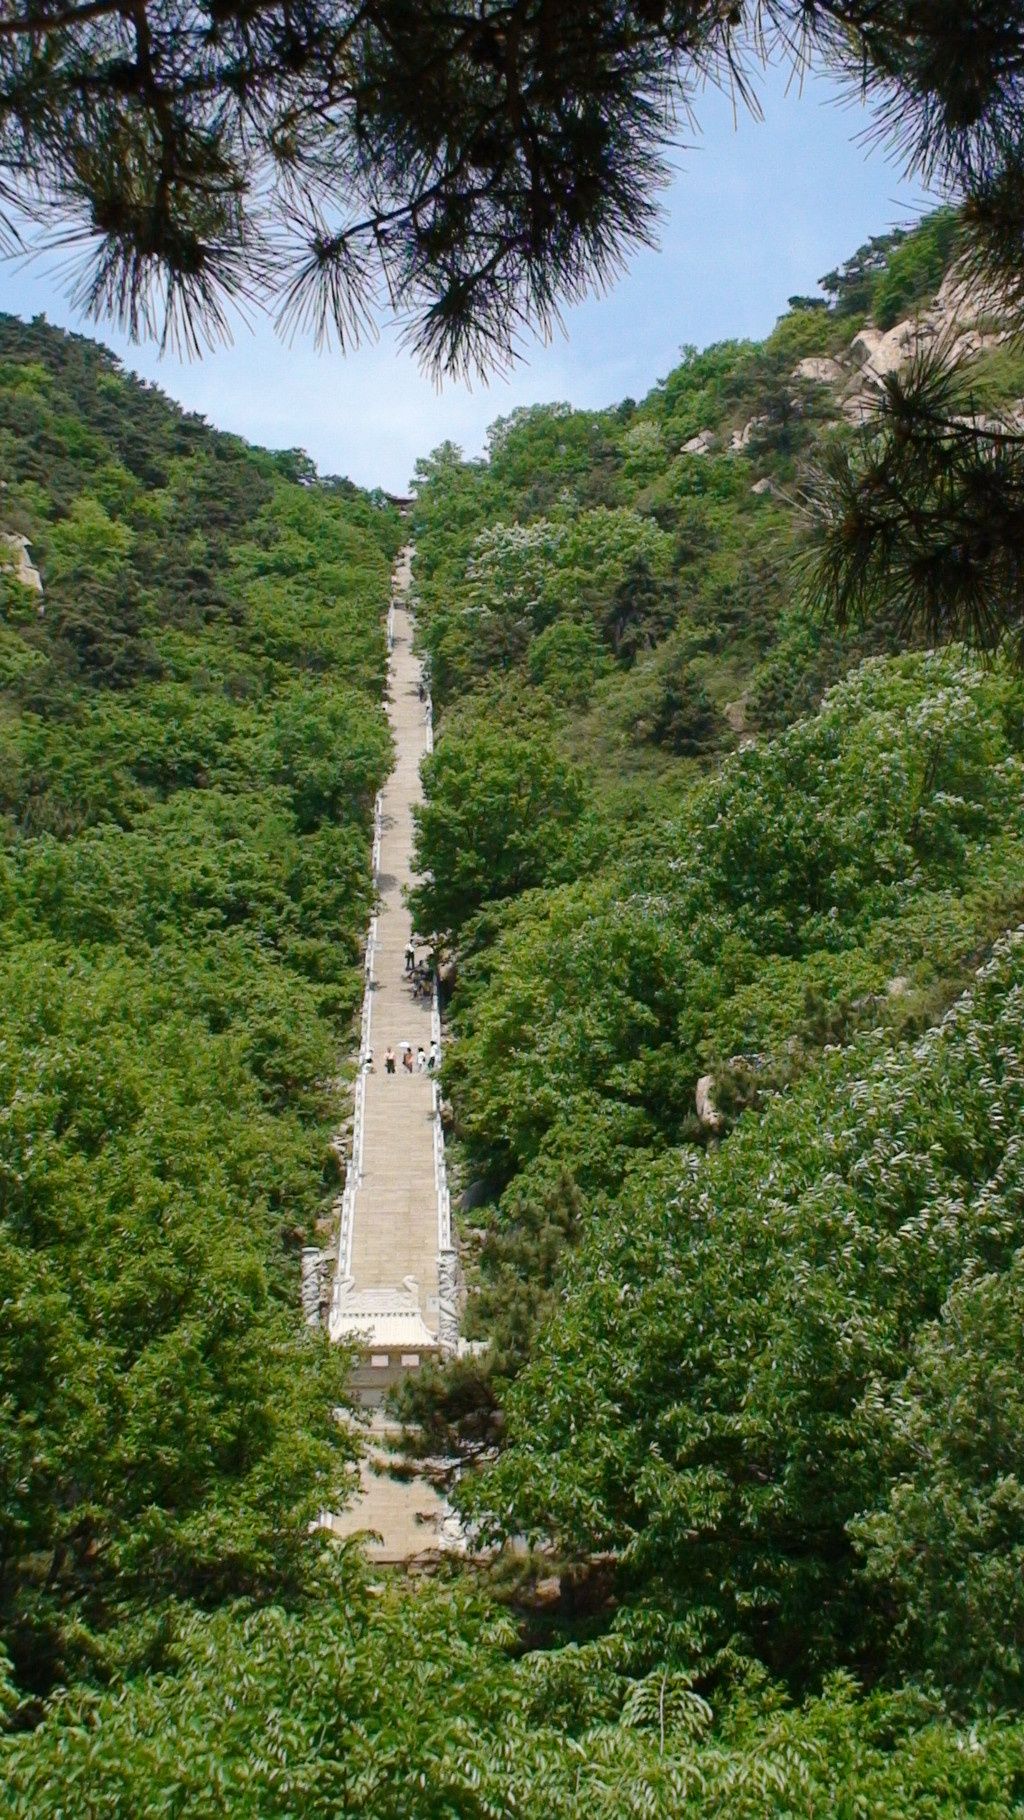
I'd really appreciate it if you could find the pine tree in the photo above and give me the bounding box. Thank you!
[2,2,1024,646]
[0,4,1017,370]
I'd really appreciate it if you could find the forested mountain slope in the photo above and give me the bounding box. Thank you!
[406,211,1024,1400]
[404,213,1024,1709]
[0,314,401,1698]
[6,218,1024,1815]
[411,210,1006,779]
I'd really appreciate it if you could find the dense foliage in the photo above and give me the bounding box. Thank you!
[0,315,401,1700]
[440,651,1024,1206]
[398,230,1024,1799]
[6,1555,1024,1816]
[472,925,1024,1698]
[819,209,961,327]
[7,218,1024,1813]
[409,326,898,796]
[410,715,589,942]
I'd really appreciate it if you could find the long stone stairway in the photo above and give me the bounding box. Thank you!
[322,545,458,1560]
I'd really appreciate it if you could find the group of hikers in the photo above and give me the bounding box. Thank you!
[384,1040,439,1076]
[360,935,439,1078]
[363,1037,439,1075]
[369,938,438,1074]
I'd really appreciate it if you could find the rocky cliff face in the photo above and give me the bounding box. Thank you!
[678,253,1021,477]
[805,265,1017,425]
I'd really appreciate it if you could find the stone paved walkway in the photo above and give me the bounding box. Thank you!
[349,579,439,1314]
[328,545,454,1558]
[330,1416,461,1566]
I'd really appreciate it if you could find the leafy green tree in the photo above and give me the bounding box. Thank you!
[617,639,719,752]
[527,617,606,706]
[467,928,1024,1688]
[870,207,962,328]
[266,680,393,832]
[852,1253,1024,1707]
[5,1560,1024,1815]
[410,719,587,944]
[599,555,678,664]
[819,226,912,318]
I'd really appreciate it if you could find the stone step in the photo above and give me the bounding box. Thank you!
[331,560,450,1437]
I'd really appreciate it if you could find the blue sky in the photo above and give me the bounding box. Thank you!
[0,60,929,493]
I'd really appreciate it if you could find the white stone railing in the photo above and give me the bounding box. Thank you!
[429,929,451,1251]
[334,1167,357,1288]
[371,789,383,882]
[423,699,457,1352]
[330,807,380,1300]
[433,1079,451,1251]
[430,970,442,1052]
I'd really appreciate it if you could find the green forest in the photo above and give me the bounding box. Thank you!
[5,214,1024,1815]
[0,314,401,1708]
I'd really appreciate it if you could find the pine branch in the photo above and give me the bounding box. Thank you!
[803,342,1024,660]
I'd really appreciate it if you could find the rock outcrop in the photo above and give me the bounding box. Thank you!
[695,1074,721,1132]
[0,532,43,597]
[683,429,715,456]
[730,415,766,452]
[723,694,748,733]
[792,355,844,386]
[785,262,1012,431]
